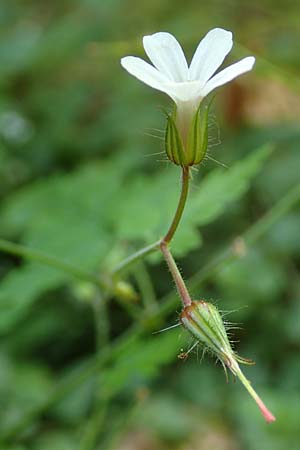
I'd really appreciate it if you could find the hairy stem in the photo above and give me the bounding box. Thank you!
[112,166,190,275]
[160,242,192,306]
[234,363,275,423]
[112,166,191,307]
[163,166,190,244]
[3,181,300,441]
[158,166,192,307]
[111,240,160,275]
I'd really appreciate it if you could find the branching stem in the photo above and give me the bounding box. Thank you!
[0,167,192,308]
[112,166,190,276]
[111,240,160,275]
[160,242,192,306]
[2,181,299,441]
[158,166,192,306]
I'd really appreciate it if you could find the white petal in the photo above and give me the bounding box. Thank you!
[121,56,170,92]
[163,80,203,103]
[143,32,189,82]
[189,28,233,83]
[201,56,255,97]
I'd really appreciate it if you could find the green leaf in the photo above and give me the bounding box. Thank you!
[215,246,286,318]
[0,159,125,333]
[0,352,54,436]
[100,330,181,398]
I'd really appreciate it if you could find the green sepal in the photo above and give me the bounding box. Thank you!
[187,96,214,165]
[236,354,255,366]
[180,300,250,370]
[180,300,276,423]
[165,109,187,166]
[180,301,231,359]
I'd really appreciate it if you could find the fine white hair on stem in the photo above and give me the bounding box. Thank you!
[152,322,181,334]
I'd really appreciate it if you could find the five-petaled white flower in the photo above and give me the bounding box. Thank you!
[121,28,255,145]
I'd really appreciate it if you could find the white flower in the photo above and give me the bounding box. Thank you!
[121,28,255,104]
[121,29,255,143]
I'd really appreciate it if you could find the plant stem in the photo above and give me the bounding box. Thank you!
[158,166,192,307]
[111,240,160,275]
[163,166,190,244]
[112,166,190,275]
[79,395,109,450]
[2,183,300,441]
[234,363,275,423]
[113,166,191,308]
[160,242,192,307]
[0,238,106,288]
[244,181,300,245]
[134,262,158,312]
[93,292,110,349]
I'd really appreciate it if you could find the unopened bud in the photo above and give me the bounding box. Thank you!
[113,280,139,303]
[72,281,98,302]
[180,300,276,423]
[180,300,232,364]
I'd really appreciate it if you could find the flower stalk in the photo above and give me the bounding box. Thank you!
[233,363,276,423]
[159,165,192,307]
[163,166,190,244]
[119,28,276,423]
[160,242,192,307]
[111,240,160,275]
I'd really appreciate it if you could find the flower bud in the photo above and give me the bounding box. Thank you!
[180,300,276,423]
[113,280,139,302]
[180,300,233,365]
[165,99,211,167]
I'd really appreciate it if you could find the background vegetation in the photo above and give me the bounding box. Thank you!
[0,0,300,449]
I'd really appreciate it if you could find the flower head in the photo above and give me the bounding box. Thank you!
[121,28,254,105]
[121,29,255,166]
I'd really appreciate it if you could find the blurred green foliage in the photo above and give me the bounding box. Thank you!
[0,0,300,449]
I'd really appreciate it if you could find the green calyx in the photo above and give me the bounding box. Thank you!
[187,98,211,165]
[165,110,187,166]
[165,98,212,167]
[180,300,276,423]
[180,300,252,371]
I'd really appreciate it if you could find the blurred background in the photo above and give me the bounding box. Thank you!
[0,0,300,449]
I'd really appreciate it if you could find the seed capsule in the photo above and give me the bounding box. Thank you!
[180,300,276,423]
